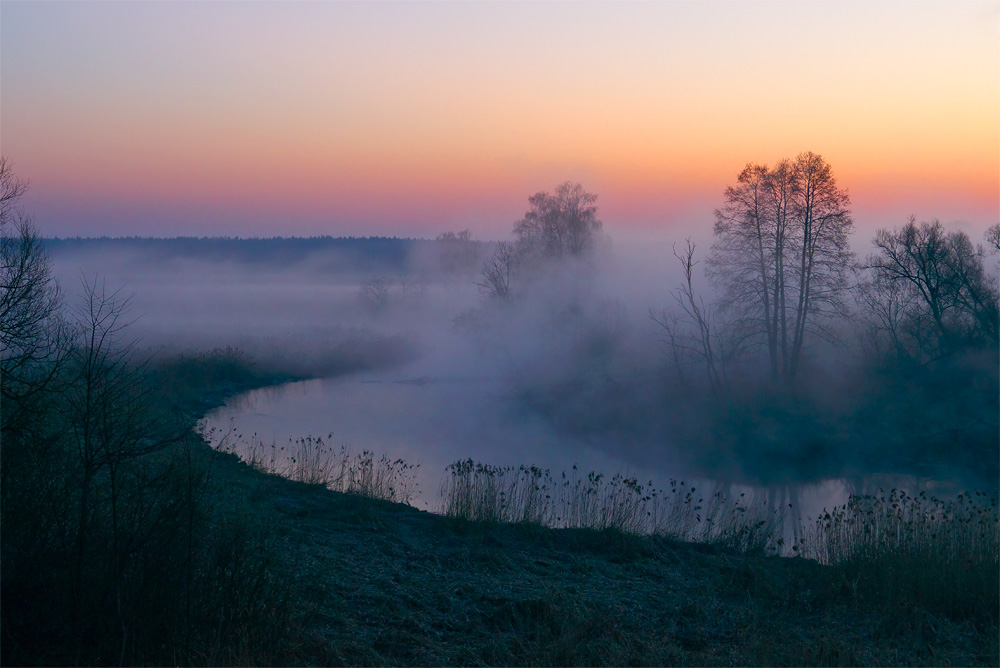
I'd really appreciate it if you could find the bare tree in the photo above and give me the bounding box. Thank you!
[62,276,172,638]
[986,223,1000,253]
[0,159,72,649]
[0,157,66,408]
[360,276,392,311]
[477,240,518,302]
[0,156,28,221]
[707,152,853,385]
[854,262,911,363]
[787,152,854,377]
[707,162,783,381]
[477,182,603,304]
[513,181,603,259]
[652,240,732,397]
[864,218,999,362]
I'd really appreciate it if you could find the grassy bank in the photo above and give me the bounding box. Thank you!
[231,468,999,666]
[3,347,997,666]
[180,356,999,666]
[150,345,307,420]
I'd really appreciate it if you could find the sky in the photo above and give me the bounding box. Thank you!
[1,1,997,241]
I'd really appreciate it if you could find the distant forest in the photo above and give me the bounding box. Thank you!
[43,235,491,274]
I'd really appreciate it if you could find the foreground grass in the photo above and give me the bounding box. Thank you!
[173,356,1000,666]
[6,347,995,666]
[205,430,420,504]
[811,488,999,630]
[201,436,999,666]
[440,460,784,555]
[238,466,998,667]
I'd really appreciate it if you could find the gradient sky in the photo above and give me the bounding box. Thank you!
[2,1,997,240]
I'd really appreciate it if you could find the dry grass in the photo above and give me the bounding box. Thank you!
[277,474,998,668]
[809,488,999,626]
[186,423,998,665]
[440,459,784,555]
[201,427,419,504]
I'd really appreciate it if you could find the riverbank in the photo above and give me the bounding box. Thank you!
[237,475,998,666]
[173,354,997,666]
[6,347,992,666]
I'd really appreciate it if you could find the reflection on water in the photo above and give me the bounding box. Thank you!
[200,368,641,510]
[199,366,986,534]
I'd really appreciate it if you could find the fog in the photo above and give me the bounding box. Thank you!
[46,223,1000,518]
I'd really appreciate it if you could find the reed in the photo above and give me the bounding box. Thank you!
[440,459,784,555]
[204,427,419,504]
[811,488,999,625]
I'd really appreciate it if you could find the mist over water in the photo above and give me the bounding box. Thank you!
[47,230,999,527]
[199,369,974,531]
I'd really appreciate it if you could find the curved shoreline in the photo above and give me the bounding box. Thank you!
[147,354,1000,667]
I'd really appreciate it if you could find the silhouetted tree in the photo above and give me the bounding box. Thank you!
[0,156,28,222]
[62,278,174,638]
[707,152,853,384]
[478,182,603,302]
[1,164,297,666]
[513,181,603,259]
[863,218,999,362]
[477,240,518,302]
[0,157,67,418]
[986,223,1000,253]
[652,240,734,397]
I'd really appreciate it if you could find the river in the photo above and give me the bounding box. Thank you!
[198,361,978,548]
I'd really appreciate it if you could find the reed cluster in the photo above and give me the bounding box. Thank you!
[440,459,784,555]
[205,428,419,504]
[811,488,999,625]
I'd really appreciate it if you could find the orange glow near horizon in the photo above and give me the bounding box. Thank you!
[2,1,996,239]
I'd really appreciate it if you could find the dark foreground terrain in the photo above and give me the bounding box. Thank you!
[223,460,998,666]
[181,365,998,667]
[3,353,997,667]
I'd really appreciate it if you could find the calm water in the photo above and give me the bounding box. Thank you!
[200,365,634,510]
[198,362,969,530]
